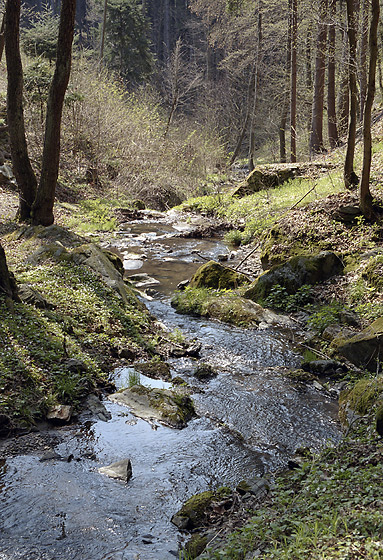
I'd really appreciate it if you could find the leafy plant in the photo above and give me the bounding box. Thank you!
[264,284,311,312]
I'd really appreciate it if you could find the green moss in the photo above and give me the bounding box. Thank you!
[363,255,383,290]
[190,261,250,291]
[339,376,383,424]
[135,359,171,380]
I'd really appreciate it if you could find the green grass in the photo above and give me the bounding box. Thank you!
[177,173,343,245]
[200,422,383,559]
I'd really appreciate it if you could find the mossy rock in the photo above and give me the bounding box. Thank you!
[189,260,250,290]
[244,251,344,302]
[233,164,296,198]
[109,385,195,428]
[338,376,383,427]
[334,317,383,372]
[135,360,171,380]
[131,199,146,210]
[103,249,124,276]
[194,363,218,380]
[362,255,383,290]
[171,486,232,530]
[184,533,209,559]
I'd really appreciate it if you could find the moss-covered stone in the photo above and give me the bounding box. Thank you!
[109,385,195,428]
[244,252,344,302]
[362,255,383,290]
[339,376,383,427]
[135,360,171,380]
[189,260,250,290]
[334,317,383,372]
[171,486,232,530]
[194,363,218,380]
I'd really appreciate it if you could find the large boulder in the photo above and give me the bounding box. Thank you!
[189,260,250,290]
[334,317,383,372]
[232,162,334,198]
[244,251,344,302]
[171,487,232,530]
[108,385,195,429]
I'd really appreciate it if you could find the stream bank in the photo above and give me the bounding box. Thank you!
[0,212,342,560]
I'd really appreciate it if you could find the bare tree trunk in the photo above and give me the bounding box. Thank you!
[0,14,5,64]
[32,0,76,226]
[359,0,368,122]
[248,9,262,171]
[290,0,297,162]
[344,0,359,188]
[337,5,350,137]
[229,61,257,166]
[305,20,313,91]
[309,0,328,155]
[0,242,19,301]
[359,0,379,219]
[279,0,292,163]
[5,0,37,221]
[327,0,339,148]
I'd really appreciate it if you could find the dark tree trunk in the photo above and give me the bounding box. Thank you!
[305,20,313,91]
[359,0,368,122]
[359,0,379,219]
[327,0,339,148]
[344,0,359,189]
[0,243,19,301]
[290,0,297,162]
[279,0,292,163]
[337,5,350,137]
[309,0,328,155]
[5,0,37,221]
[32,0,76,226]
[248,10,262,172]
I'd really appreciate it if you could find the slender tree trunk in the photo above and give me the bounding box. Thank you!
[305,20,313,91]
[32,0,76,226]
[0,14,5,64]
[327,0,339,148]
[344,0,359,188]
[5,0,37,221]
[279,0,292,163]
[359,0,379,219]
[337,5,350,137]
[359,0,368,122]
[248,9,262,172]
[229,55,258,166]
[290,0,297,162]
[309,0,328,155]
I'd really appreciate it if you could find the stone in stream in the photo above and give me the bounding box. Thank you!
[98,459,132,482]
[109,385,196,429]
[334,317,383,372]
[47,404,73,424]
[189,260,250,290]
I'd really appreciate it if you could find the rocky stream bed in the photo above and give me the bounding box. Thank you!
[0,212,342,560]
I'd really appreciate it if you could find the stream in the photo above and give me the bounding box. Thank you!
[0,213,341,560]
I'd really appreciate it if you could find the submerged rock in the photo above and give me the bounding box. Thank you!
[109,385,195,428]
[244,251,344,302]
[84,394,112,422]
[334,317,383,372]
[189,260,250,290]
[194,363,218,381]
[98,459,132,482]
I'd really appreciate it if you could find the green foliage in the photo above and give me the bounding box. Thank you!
[21,8,59,60]
[307,301,343,333]
[224,229,243,247]
[24,58,53,104]
[70,198,117,232]
[263,284,311,312]
[104,0,154,84]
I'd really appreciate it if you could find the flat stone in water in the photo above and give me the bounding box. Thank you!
[98,459,132,482]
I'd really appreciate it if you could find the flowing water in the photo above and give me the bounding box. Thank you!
[0,215,341,560]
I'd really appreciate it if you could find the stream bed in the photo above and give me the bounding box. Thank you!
[0,215,341,560]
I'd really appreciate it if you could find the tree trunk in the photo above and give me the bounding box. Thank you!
[32,0,76,226]
[337,6,350,138]
[279,0,292,163]
[359,0,368,122]
[309,0,328,155]
[5,0,37,221]
[248,9,262,172]
[290,0,297,162]
[0,243,19,301]
[344,0,359,189]
[327,0,339,148]
[359,0,379,219]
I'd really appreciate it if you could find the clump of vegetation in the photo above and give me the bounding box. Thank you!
[263,284,312,312]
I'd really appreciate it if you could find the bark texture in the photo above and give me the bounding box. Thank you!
[5,0,37,221]
[359,0,379,219]
[344,0,359,189]
[32,0,76,226]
